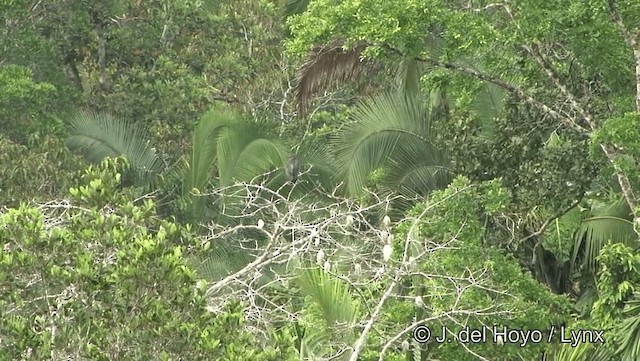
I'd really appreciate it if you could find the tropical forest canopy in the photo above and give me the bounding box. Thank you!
[1,0,640,360]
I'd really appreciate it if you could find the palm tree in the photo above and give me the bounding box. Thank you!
[292,266,360,360]
[180,108,336,223]
[284,3,504,209]
[65,106,337,220]
[332,90,452,204]
[65,110,165,188]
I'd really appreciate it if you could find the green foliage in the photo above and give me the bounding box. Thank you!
[333,91,452,201]
[558,243,640,361]
[592,112,640,189]
[0,4,78,97]
[2,0,288,157]
[295,267,360,359]
[3,1,640,359]
[0,65,71,143]
[66,110,165,188]
[380,177,570,360]
[442,101,601,213]
[0,157,297,360]
[0,134,86,208]
[571,196,636,275]
[595,113,640,155]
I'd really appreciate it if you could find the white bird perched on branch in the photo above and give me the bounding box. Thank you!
[383,215,391,228]
[323,260,331,273]
[354,263,362,275]
[382,244,393,262]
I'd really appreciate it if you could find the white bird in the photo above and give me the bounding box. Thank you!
[323,260,331,273]
[408,256,417,271]
[414,296,425,308]
[401,340,410,351]
[316,250,325,264]
[354,263,362,275]
[345,215,354,227]
[383,244,393,262]
[310,227,319,238]
[383,215,391,228]
[374,266,385,280]
[257,219,264,229]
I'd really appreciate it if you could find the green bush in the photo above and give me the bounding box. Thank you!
[0,158,297,360]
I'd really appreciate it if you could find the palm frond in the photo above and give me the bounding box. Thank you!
[215,117,288,186]
[294,39,370,116]
[297,267,359,326]
[192,243,253,282]
[469,82,506,139]
[546,341,614,361]
[184,109,236,193]
[385,136,452,196]
[182,110,237,222]
[616,294,640,361]
[296,266,359,359]
[333,91,450,197]
[571,196,636,274]
[183,109,338,223]
[284,0,311,18]
[294,141,338,191]
[65,110,164,186]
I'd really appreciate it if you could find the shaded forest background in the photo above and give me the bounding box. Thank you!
[1,0,640,360]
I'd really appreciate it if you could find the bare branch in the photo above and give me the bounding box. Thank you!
[382,45,589,134]
[606,0,640,113]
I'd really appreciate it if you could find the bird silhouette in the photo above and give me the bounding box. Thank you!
[285,155,300,183]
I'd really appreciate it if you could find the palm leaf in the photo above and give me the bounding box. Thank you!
[182,110,236,222]
[295,141,338,192]
[296,266,360,359]
[469,81,506,139]
[258,142,341,205]
[385,135,451,196]
[333,91,450,197]
[616,294,640,361]
[184,109,338,223]
[298,267,359,326]
[546,341,613,361]
[194,241,255,281]
[294,39,371,116]
[571,196,636,274]
[65,110,164,186]
[183,109,287,220]
[284,0,311,18]
[214,117,288,186]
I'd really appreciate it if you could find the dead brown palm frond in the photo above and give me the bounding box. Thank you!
[294,39,372,116]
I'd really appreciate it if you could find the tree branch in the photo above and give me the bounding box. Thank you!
[524,42,594,128]
[607,0,640,113]
[382,44,589,134]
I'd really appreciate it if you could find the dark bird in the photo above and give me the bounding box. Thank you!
[285,155,300,183]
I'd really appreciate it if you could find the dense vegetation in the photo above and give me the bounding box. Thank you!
[1,0,639,360]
